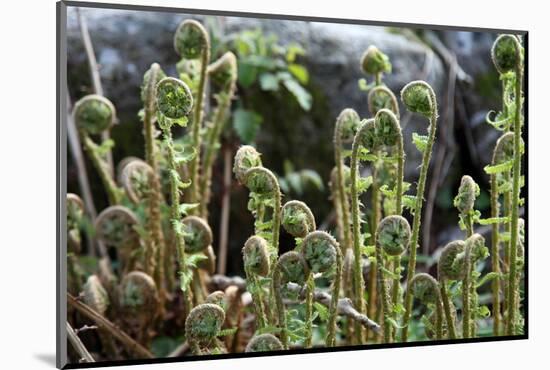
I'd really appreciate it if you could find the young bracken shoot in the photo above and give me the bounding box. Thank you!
[66,19,525,362]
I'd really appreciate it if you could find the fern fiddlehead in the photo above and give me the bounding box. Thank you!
[94,205,141,275]
[118,271,159,346]
[301,231,342,347]
[73,95,122,205]
[242,235,270,329]
[409,273,444,340]
[492,34,524,335]
[140,63,168,306]
[155,76,195,310]
[174,20,211,207]
[185,303,226,355]
[399,81,439,342]
[272,251,309,349]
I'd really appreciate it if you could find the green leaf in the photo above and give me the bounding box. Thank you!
[96,139,115,156]
[386,317,406,329]
[233,108,263,143]
[476,216,510,225]
[412,133,428,153]
[476,272,503,288]
[484,160,514,174]
[313,302,329,322]
[288,63,309,84]
[286,43,305,63]
[179,269,193,292]
[174,147,196,165]
[360,245,375,257]
[186,253,208,268]
[300,170,324,192]
[217,327,238,337]
[356,176,373,194]
[172,116,189,127]
[259,72,279,91]
[281,78,312,111]
[179,203,199,216]
[237,62,258,88]
[256,325,282,335]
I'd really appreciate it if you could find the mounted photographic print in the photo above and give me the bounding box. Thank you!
[56,1,528,368]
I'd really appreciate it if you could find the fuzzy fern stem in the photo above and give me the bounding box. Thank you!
[350,118,375,343]
[155,77,195,311]
[141,63,168,309]
[399,81,438,342]
[174,20,211,207]
[200,52,237,218]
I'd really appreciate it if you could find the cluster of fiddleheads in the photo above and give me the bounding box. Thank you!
[66,26,525,363]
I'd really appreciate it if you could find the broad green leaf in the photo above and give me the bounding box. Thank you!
[259,72,279,91]
[288,63,309,84]
[233,108,263,143]
[313,302,329,322]
[237,62,258,88]
[300,170,324,191]
[286,43,305,63]
[282,78,312,111]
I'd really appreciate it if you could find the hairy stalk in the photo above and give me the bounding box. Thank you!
[155,77,195,310]
[461,233,486,338]
[174,20,211,206]
[327,246,343,347]
[333,109,360,254]
[491,35,523,336]
[200,52,237,218]
[439,281,456,339]
[490,161,501,336]
[329,167,345,242]
[490,132,514,335]
[399,81,438,342]
[350,118,376,343]
[304,273,314,348]
[462,242,473,338]
[141,63,168,307]
[367,164,380,340]
[281,200,317,346]
[360,48,391,339]
[374,109,405,340]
